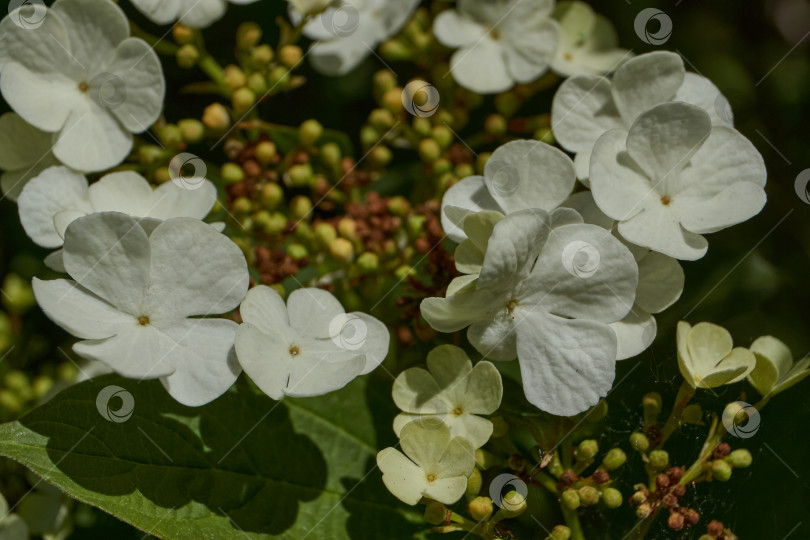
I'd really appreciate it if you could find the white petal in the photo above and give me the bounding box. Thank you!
[106,38,166,133]
[463,361,503,414]
[502,20,559,84]
[238,285,291,335]
[377,448,427,505]
[610,309,656,360]
[87,171,154,215]
[234,323,295,401]
[62,212,151,315]
[72,326,176,379]
[144,218,248,320]
[52,100,133,172]
[516,312,616,416]
[635,251,684,313]
[421,286,500,333]
[441,176,501,242]
[479,209,551,290]
[468,313,518,361]
[399,421,451,468]
[610,51,684,123]
[392,367,444,413]
[449,38,513,94]
[625,102,711,185]
[18,166,91,248]
[308,21,379,76]
[348,312,390,374]
[484,141,575,215]
[51,0,129,67]
[559,191,614,230]
[617,207,708,261]
[32,278,133,339]
[433,9,485,48]
[674,72,733,126]
[179,0,228,28]
[287,288,346,339]
[551,75,623,153]
[149,179,218,220]
[158,318,241,406]
[748,335,793,396]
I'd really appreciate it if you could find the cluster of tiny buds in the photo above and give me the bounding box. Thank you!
[698,519,738,540]
[629,466,700,530]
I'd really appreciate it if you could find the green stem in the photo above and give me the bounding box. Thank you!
[658,381,696,445]
[560,505,585,540]
[129,22,179,56]
[530,469,559,494]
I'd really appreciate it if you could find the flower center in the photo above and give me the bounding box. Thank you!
[426,472,436,483]
[661,195,672,206]
[138,316,150,326]
[452,405,463,416]
[289,345,300,357]
[78,81,89,93]
[564,53,574,61]
[506,299,518,311]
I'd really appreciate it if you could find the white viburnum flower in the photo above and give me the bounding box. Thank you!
[589,102,767,261]
[293,0,420,76]
[677,321,756,389]
[550,1,631,78]
[748,336,810,399]
[234,285,389,399]
[18,166,220,250]
[16,472,71,540]
[551,51,732,182]
[421,209,638,417]
[32,212,249,406]
[377,422,475,505]
[129,0,259,29]
[288,0,335,16]
[392,344,503,448]
[0,0,165,172]
[0,492,28,540]
[433,0,560,94]
[0,113,61,201]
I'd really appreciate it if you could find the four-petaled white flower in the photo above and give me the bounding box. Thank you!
[748,336,810,400]
[551,1,631,78]
[421,209,638,417]
[0,113,61,201]
[377,422,475,505]
[234,285,389,399]
[129,0,259,29]
[677,321,756,389]
[433,0,560,94]
[392,344,503,448]
[18,166,219,249]
[33,212,249,406]
[551,51,732,181]
[293,0,420,76]
[589,102,767,260]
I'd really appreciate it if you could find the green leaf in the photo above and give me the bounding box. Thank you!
[0,375,427,539]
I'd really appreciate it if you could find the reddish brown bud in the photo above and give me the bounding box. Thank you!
[656,474,670,490]
[685,508,700,526]
[662,493,678,508]
[559,470,577,486]
[668,467,683,484]
[712,443,731,459]
[592,469,610,484]
[672,484,686,498]
[668,511,685,531]
[707,520,724,536]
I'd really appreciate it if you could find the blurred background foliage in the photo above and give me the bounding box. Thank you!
[1,0,809,538]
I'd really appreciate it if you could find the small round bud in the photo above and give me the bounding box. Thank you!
[373,70,397,97]
[202,103,231,131]
[577,486,599,507]
[138,144,162,164]
[232,197,252,215]
[629,491,647,506]
[713,443,731,459]
[236,22,262,50]
[467,496,493,521]
[423,501,449,526]
[474,449,501,470]
[337,218,358,241]
[232,87,256,114]
[290,196,313,221]
[268,66,290,87]
[255,141,277,166]
[465,468,482,499]
[592,469,609,484]
[287,243,308,260]
[707,520,725,536]
[498,491,527,518]
[321,142,341,167]
[178,119,205,144]
[575,439,599,462]
[247,72,268,95]
[418,138,442,162]
[224,65,247,91]
[726,449,752,469]
[382,87,404,112]
[454,163,474,179]
[630,432,650,452]
[684,508,700,526]
[263,212,287,235]
[259,183,283,210]
[671,484,686,498]
[176,44,199,68]
[561,489,580,510]
[369,108,396,130]
[394,265,413,281]
[279,45,303,67]
[643,391,663,423]
[329,238,354,263]
[172,24,194,45]
[648,450,669,470]
[360,126,379,148]
[711,460,732,482]
[314,222,338,246]
[356,252,379,273]
[2,274,35,314]
[602,448,627,471]
[431,126,453,149]
[485,114,507,136]
[221,163,245,185]
[250,44,275,66]
[668,511,684,531]
[668,466,683,484]
[32,375,53,399]
[655,473,670,490]
[287,164,314,187]
[601,487,622,509]
[299,119,323,147]
[370,146,393,167]
[412,116,431,136]
[548,525,572,540]
[379,39,411,61]
[698,536,715,540]
[635,502,652,519]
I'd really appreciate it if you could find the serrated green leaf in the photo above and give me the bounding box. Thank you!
[0,375,427,539]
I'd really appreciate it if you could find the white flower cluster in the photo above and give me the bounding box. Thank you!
[429,46,766,415]
[378,345,502,505]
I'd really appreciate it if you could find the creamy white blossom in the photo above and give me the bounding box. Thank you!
[377,422,475,505]
[129,0,259,29]
[551,1,630,78]
[0,492,28,540]
[0,0,165,172]
[551,51,732,181]
[234,285,389,399]
[589,102,767,260]
[748,336,810,399]
[422,209,638,416]
[293,0,420,76]
[288,0,334,16]
[677,321,756,389]
[0,113,60,201]
[392,345,502,448]
[433,0,560,94]
[33,212,249,406]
